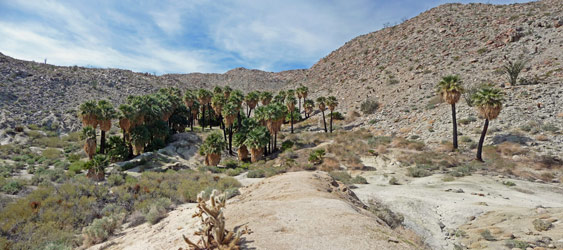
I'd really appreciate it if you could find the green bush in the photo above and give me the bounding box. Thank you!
[360,99,380,114]
[42,148,62,159]
[247,169,265,178]
[106,136,129,162]
[223,159,239,169]
[328,111,344,120]
[82,213,125,246]
[329,171,367,185]
[143,198,171,225]
[68,160,87,174]
[1,179,24,194]
[505,239,529,249]
[542,123,559,133]
[107,173,125,186]
[407,164,438,178]
[281,140,294,152]
[308,149,326,164]
[226,168,243,176]
[367,136,392,146]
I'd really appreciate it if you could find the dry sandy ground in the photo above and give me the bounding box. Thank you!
[89,171,424,250]
[354,155,563,250]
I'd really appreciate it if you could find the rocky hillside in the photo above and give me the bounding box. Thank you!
[1,0,562,153]
[0,54,305,131]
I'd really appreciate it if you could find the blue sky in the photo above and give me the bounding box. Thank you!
[0,0,532,74]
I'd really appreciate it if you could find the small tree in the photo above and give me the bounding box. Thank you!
[199,132,225,166]
[244,126,270,162]
[503,59,526,86]
[472,85,504,162]
[81,126,97,160]
[316,97,328,133]
[437,75,464,150]
[326,96,338,133]
[85,155,109,181]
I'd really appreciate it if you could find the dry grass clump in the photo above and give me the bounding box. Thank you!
[535,134,549,141]
[319,157,341,172]
[390,137,425,151]
[345,110,361,123]
[497,142,528,157]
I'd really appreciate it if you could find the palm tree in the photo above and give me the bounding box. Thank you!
[81,126,97,160]
[326,96,338,133]
[213,86,223,95]
[472,85,504,162]
[437,75,464,150]
[222,102,238,155]
[304,99,314,119]
[223,86,233,99]
[130,125,150,155]
[244,91,260,117]
[244,126,270,162]
[190,101,200,131]
[118,104,135,157]
[199,132,225,166]
[85,155,109,181]
[212,94,227,139]
[296,86,306,115]
[260,91,273,106]
[285,95,297,133]
[97,100,117,154]
[316,97,328,133]
[78,100,100,128]
[197,89,213,130]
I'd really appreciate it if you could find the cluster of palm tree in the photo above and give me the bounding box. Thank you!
[437,75,504,162]
[79,85,341,168]
[78,88,188,179]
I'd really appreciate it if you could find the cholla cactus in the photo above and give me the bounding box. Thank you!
[181,190,250,250]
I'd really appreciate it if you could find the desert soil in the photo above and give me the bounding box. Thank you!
[353,155,563,250]
[88,171,424,250]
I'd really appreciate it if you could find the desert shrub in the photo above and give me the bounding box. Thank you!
[498,142,527,156]
[541,123,559,133]
[389,176,399,185]
[480,229,495,241]
[367,200,404,229]
[281,140,294,151]
[360,99,380,114]
[458,117,477,125]
[532,219,552,231]
[143,198,171,225]
[505,239,529,249]
[42,148,62,159]
[329,171,367,185]
[107,173,125,186]
[407,164,438,177]
[425,96,441,110]
[247,169,265,178]
[460,136,473,143]
[308,149,326,165]
[82,213,125,246]
[1,179,24,194]
[34,136,69,148]
[223,159,239,169]
[367,136,392,147]
[226,168,243,176]
[68,160,87,174]
[502,181,516,186]
[449,165,474,177]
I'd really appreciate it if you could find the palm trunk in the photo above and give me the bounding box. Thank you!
[201,106,206,131]
[247,108,252,118]
[208,104,212,130]
[476,119,489,162]
[451,103,458,150]
[321,110,327,133]
[274,132,277,151]
[290,110,294,133]
[229,125,233,155]
[329,110,333,133]
[221,120,227,145]
[298,98,301,117]
[100,130,106,154]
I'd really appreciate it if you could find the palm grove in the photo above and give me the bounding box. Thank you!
[77,85,342,179]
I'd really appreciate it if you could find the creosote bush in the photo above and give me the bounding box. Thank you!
[360,99,380,114]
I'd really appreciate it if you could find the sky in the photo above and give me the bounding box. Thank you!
[0,0,532,74]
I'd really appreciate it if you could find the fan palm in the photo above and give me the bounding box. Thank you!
[81,126,97,160]
[296,86,308,115]
[437,75,464,150]
[78,100,100,128]
[223,86,233,99]
[130,125,150,155]
[199,132,225,166]
[85,155,109,181]
[197,89,213,130]
[244,126,270,162]
[326,96,338,133]
[222,102,239,155]
[213,86,223,95]
[285,95,297,133]
[190,101,200,131]
[472,85,504,162]
[304,99,314,119]
[316,97,328,133]
[245,91,260,117]
[97,100,117,154]
[260,91,273,106]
